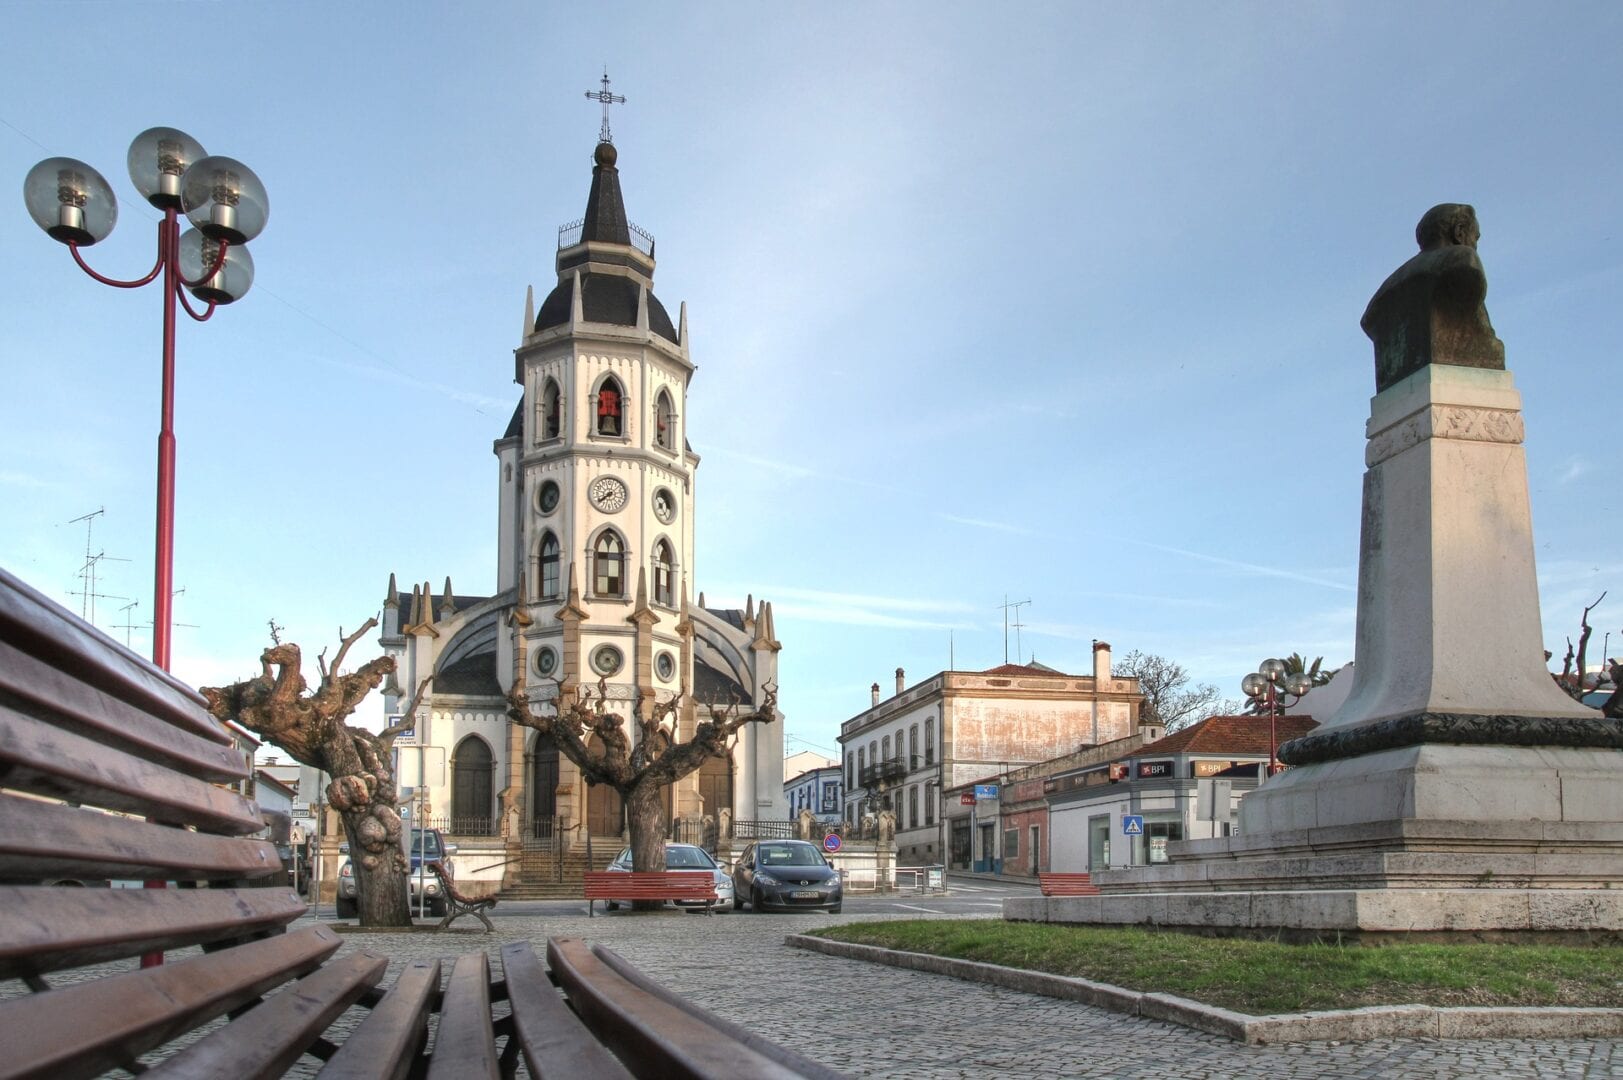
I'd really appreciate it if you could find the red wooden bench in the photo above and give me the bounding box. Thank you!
[584,869,717,916]
[0,565,838,1078]
[1038,871,1102,896]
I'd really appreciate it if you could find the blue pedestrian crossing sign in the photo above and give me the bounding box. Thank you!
[1122,815,1144,835]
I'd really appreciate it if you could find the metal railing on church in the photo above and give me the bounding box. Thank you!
[731,819,795,840]
[421,815,495,837]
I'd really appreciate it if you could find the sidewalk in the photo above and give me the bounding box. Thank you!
[301,910,1616,1079]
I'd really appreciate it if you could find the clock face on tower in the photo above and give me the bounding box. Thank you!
[588,475,628,513]
[652,487,676,524]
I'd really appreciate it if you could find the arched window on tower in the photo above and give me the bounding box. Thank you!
[540,378,561,440]
[654,389,675,450]
[539,532,560,600]
[593,530,625,598]
[596,376,623,437]
[652,539,674,607]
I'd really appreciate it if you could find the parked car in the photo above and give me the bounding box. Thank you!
[603,843,735,912]
[335,827,456,918]
[732,840,842,913]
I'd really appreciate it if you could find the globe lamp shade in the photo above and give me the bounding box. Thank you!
[127,127,207,209]
[180,156,268,244]
[1241,673,1267,698]
[1286,673,1314,697]
[1259,658,1288,682]
[24,157,117,246]
[179,227,254,304]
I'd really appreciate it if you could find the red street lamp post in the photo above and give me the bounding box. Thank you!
[1241,658,1314,776]
[24,128,268,672]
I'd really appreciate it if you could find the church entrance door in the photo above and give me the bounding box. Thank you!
[530,736,558,839]
[587,783,624,838]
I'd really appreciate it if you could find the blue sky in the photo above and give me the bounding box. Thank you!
[3,3,1618,759]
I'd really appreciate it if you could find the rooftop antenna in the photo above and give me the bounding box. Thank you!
[143,586,198,637]
[996,596,1030,665]
[1012,605,1030,664]
[115,600,140,647]
[585,68,626,143]
[66,507,128,624]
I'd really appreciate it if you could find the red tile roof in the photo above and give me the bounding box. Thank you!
[1137,714,1319,757]
[981,662,1071,677]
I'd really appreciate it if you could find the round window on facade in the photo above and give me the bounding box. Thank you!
[537,479,560,515]
[655,650,676,681]
[590,644,623,677]
[535,646,558,678]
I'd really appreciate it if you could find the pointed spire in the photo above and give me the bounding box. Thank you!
[580,141,632,246]
[384,572,399,609]
[441,577,456,617]
[523,284,534,339]
[678,301,689,352]
[743,594,756,632]
[408,584,422,627]
[423,582,435,624]
[635,565,649,608]
[698,591,706,608]
[570,270,584,326]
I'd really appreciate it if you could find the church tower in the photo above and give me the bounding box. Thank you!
[381,97,786,874]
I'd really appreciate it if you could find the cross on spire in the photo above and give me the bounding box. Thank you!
[585,68,626,144]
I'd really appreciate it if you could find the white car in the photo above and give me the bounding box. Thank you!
[603,843,735,911]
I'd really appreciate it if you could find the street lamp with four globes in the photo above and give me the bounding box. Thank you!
[22,127,268,672]
[1241,658,1314,777]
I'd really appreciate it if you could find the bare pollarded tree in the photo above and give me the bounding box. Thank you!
[202,618,428,927]
[503,606,776,901]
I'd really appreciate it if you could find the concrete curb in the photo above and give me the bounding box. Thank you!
[784,934,1623,1044]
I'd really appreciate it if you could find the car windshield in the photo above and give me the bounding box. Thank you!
[758,843,824,867]
[408,830,442,858]
[666,846,715,869]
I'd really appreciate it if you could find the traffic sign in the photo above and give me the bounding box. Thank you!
[973,784,999,799]
[823,833,842,853]
[1122,814,1144,836]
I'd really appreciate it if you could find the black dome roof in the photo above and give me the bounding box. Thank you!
[535,273,678,343]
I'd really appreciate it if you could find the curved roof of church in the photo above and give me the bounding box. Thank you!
[436,649,501,696]
[535,273,677,343]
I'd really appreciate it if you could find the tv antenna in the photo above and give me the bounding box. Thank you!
[996,596,1030,665]
[66,508,128,625]
[143,586,199,637]
[115,600,141,647]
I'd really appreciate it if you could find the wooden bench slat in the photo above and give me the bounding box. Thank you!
[589,944,846,1080]
[144,951,388,1080]
[0,925,342,1080]
[0,704,264,833]
[0,567,225,744]
[546,937,812,1080]
[583,871,716,915]
[0,638,248,781]
[425,952,500,1080]
[499,942,634,1080]
[317,958,440,1080]
[1038,872,1100,896]
[0,885,307,978]
[0,793,282,883]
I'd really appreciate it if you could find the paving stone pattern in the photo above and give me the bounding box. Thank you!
[305,910,1621,1079]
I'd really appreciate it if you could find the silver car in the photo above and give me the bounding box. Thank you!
[603,843,735,911]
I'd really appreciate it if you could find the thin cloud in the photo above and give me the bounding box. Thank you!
[704,583,980,632]
[934,512,1037,536]
[703,446,905,493]
[709,583,977,616]
[1133,541,1356,592]
[0,470,52,489]
[1558,456,1592,485]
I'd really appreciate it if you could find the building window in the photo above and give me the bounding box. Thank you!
[596,376,623,436]
[869,740,877,769]
[652,539,674,607]
[857,748,866,781]
[925,783,935,825]
[908,724,918,766]
[540,377,561,440]
[539,532,560,600]
[925,718,935,766]
[908,785,919,830]
[1004,828,1020,858]
[593,530,625,597]
[654,389,675,450]
[882,735,890,762]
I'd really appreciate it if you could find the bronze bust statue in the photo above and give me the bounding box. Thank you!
[1361,203,1505,393]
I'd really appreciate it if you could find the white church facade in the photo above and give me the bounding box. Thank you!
[376,133,788,858]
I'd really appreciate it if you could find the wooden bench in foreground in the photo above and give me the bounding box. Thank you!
[1038,871,1102,896]
[583,869,717,916]
[0,566,838,1079]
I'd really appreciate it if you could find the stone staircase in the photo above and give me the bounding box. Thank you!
[497,843,621,900]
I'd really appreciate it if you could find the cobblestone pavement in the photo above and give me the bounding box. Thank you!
[312,910,1622,1079]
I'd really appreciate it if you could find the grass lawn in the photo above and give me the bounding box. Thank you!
[807,920,1623,1015]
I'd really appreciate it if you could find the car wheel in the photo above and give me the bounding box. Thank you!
[751,889,766,913]
[828,903,842,914]
[430,899,448,918]
[605,900,618,911]
[335,897,356,919]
